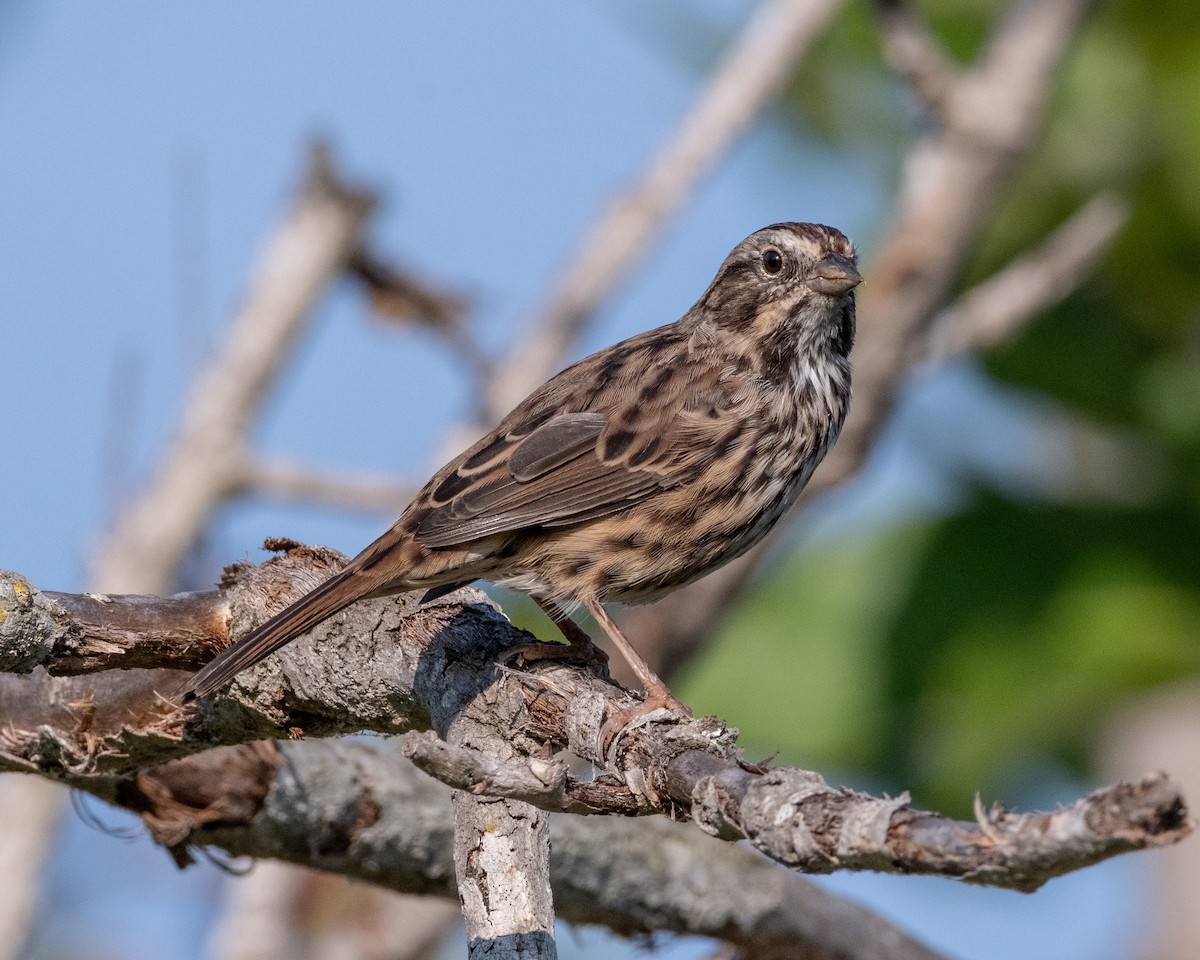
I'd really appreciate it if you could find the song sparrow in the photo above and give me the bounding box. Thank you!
[181,222,860,722]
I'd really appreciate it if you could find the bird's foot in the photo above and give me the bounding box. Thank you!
[502,635,610,670]
[601,686,692,752]
[738,749,779,775]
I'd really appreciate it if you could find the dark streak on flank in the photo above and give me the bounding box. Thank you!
[598,347,631,386]
[640,366,673,402]
[608,532,644,551]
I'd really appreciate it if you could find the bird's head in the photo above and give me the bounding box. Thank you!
[692,222,861,362]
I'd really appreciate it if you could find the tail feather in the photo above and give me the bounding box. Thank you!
[179,568,368,702]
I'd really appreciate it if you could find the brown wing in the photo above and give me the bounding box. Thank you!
[415,412,670,547]
[413,318,757,550]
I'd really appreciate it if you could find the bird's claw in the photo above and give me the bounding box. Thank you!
[600,689,693,754]
[501,637,610,670]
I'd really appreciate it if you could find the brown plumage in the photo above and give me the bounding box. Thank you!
[180,223,861,718]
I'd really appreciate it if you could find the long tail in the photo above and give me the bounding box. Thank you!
[179,567,373,702]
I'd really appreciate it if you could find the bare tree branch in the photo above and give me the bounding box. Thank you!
[348,245,470,333]
[0,573,226,676]
[874,0,960,113]
[0,552,1188,892]
[405,734,585,814]
[857,0,1095,400]
[207,866,460,960]
[453,792,557,960]
[347,245,485,382]
[444,610,560,960]
[98,739,952,960]
[0,777,64,960]
[204,861,308,960]
[486,0,846,418]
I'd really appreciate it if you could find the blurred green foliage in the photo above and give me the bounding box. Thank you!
[681,0,1200,812]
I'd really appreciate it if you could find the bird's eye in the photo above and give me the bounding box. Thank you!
[762,248,784,274]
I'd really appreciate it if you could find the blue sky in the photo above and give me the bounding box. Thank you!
[0,4,1147,959]
[0,1,876,589]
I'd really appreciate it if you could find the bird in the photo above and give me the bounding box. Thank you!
[180,222,861,727]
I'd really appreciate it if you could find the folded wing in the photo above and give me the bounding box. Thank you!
[415,412,675,547]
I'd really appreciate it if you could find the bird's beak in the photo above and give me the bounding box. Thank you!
[807,254,863,296]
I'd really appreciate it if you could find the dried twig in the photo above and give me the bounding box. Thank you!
[348,246,469,332]
[0,573,227,676]
[347,245,484,380]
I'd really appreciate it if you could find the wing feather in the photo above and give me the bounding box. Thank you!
[413,348,750,550]
[507,412,606,479]
[416,413,669,547]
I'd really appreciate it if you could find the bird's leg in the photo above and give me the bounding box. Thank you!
[582,597,691,730]
[535,597,610,664]
[501,597,609,668]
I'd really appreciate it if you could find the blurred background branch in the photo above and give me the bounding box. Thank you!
[3,145,463,960]
[237,458,412,514]
[3,0,1199,957]
[86,145,375,596]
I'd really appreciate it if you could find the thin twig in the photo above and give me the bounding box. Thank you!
[347,246,486,381]
[874,0,960,114]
